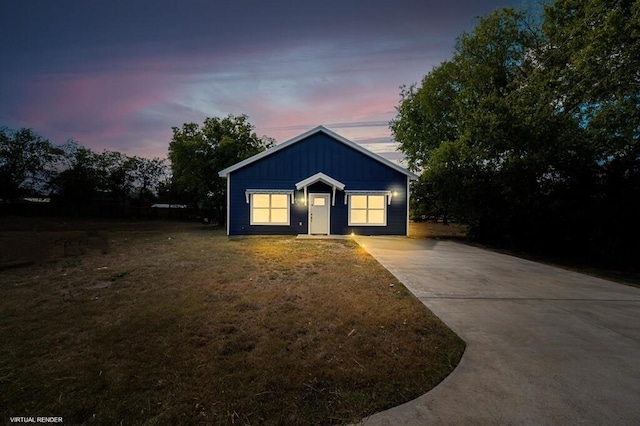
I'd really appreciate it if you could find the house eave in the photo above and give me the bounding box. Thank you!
[218,125,418,180]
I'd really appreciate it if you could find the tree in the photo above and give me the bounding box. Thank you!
[97,150,138,212]
[540,0,640,260]
[0,125,175,217]
[392,1,640,263]
[53,146,170,216]
[0,127,61,201]
[392,8,547,234]
[51,142,103,210]
[391,60,461,172]
[132,156,168,202]
[168,114,273,223]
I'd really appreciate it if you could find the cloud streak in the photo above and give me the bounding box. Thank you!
[267,121,389,132]
[1,0,534,162]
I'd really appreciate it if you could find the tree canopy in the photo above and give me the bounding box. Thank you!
[1,114,269,222]
[0,127,61,200]
[392,0,640,264]
[1,127,169,216]
[168,114,274,221]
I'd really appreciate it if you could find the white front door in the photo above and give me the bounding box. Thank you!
[309,194,330,235]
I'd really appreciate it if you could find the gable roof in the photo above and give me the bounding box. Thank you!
[295,172,345,191]
[218,125,418,179]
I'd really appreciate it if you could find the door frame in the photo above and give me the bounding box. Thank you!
[308,193,330,235]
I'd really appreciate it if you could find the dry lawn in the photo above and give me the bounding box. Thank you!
[408,221,469,239]
[0,218,464,425]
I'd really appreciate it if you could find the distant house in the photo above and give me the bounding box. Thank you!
[150,203,187,209]
[218,126,417,236]
[22,197,51,203]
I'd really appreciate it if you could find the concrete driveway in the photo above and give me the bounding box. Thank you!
[353,237,640,426]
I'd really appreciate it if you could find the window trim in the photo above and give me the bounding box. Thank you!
[247,191,292,226]
[347,192,388,226]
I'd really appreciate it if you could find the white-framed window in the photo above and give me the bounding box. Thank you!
[250,193,290,225]
[348,194,387,226]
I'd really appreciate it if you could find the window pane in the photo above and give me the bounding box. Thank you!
[351,209,367,224]
[313,197,325,206]
[351,195,367,208]
[369,209,385,224]
[271,194,288,208]
[271,208,288,223]
[253,208,270,223]
[253,194,270,208]
[368,195,385,209]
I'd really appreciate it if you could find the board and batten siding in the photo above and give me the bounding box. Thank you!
[228,131,409,236]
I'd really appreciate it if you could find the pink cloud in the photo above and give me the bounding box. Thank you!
[245,77,401,144]
[9,60,191,156]
[4,37,422,161]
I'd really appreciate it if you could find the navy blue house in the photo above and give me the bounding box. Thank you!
[218,126,418,236]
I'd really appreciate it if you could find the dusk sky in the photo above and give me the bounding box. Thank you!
[1,0,534,164]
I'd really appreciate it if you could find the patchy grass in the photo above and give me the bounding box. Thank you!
[0,218,465,425]
[409,221,469,240]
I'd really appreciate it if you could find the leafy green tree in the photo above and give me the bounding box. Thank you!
[541,0,640,260]
[168,114,273,223]
[392,1,640,262]
[393,8,546,233]
[0,127,61,200]
[392,60,461,172]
